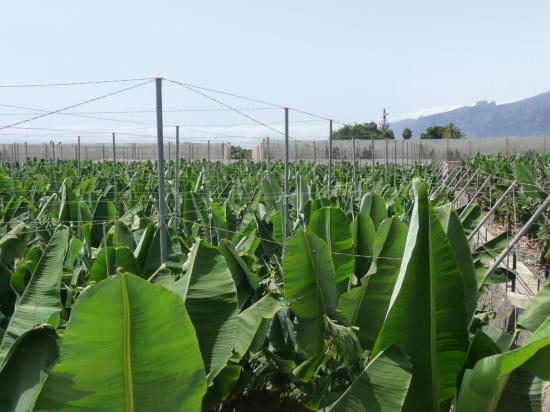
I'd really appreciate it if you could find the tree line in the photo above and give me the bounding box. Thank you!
[332,109,464,140]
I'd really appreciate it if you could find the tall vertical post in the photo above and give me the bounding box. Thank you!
[77,136,81,177]
[102,144,105,160]
[328,120,333,194]
[283,108,289,246]
[175,126,180,229]
[11,142,15,166]
[393,139,397,188]
[371,134,375,180]
[266,136,271,178]
[44,142,48,161]
[207,140,211,176]
[384,136,388,185]
[24,141,28,161]
[112,133,118,209]
[352,136,356,188]
[155,78,168,264]
[313,140,316,165]
[52,141,56,164]
[103,223,110,276]
[294,140,297,164]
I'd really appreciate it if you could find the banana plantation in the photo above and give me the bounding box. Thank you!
[0,154,549,411]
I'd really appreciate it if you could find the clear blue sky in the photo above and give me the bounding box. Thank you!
[1,1,550,144]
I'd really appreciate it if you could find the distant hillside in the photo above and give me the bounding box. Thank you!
[393,91,550,139]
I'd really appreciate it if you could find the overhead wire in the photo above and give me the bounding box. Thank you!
[0,79,155,131]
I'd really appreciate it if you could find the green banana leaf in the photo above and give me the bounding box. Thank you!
[518,283,550,332]
[457,316,550,412]
[284,229,337,356]
[359,193,388,229]
[182,239,239,384]
[372,180,469,411]
[234,294,282,358]
[0,225,69,365]
[351,209,376,279]
[434,203,478,322]
[37,273,206,411]
[308,207,354,293]
[89,246,141,282]
[327,346,412,412]
[0,325,59,412]
[337,217,407,349]
[218,239,259,309]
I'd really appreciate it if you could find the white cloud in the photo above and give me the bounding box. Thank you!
[393,105,463,121]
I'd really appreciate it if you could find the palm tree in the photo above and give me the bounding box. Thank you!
[443,123,463,139]
[402,128,413,140]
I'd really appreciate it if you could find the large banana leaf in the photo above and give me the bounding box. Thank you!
[359,193,388,229]
[308,207,354,293]
[372,180,469,411]
[89,246,141,282]
[0,222,29,267]
[457,316,550,412]
[283,229,337,356]
[37,273,207,411]
[0,325,59,412]
[434,203,478,322]
[218,239,259,309]
[234,294,282,357]
[0,225,69,365]
[182,239,239,384]
[328,346,412,412]
[351,209,376,279]
[337,217,407,349]
[518,283,550,332]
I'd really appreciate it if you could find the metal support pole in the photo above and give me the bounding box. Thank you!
[371,134,375,180]
[207,140,211,176]
[328,120,333,194]
[468,181,516,241]
[77,136,81,177]
[352,136,356,187]
[155,78,168,264]
[175,126,180,229]
[452,169,478,206]
[24,142,28,161]
[102,144,105,160]
[103,222,110,276]
[284,108,290,245]
[313,140,316,165]
[459,176,491,218]
[393,139,397,188]
[485,195,550,279]
[112,133,118,209]
[384,136,388,185]
[294,140,297,164]
[52,141,56,164]
[267,136,271,178]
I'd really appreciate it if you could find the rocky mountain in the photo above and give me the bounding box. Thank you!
[393,91,550,139]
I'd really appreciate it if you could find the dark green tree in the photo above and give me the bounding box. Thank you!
[402,128,413,140]
[420,125,446,139]
[230,145,252,159]
[443,123,464,139]
[333,123,378,140]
